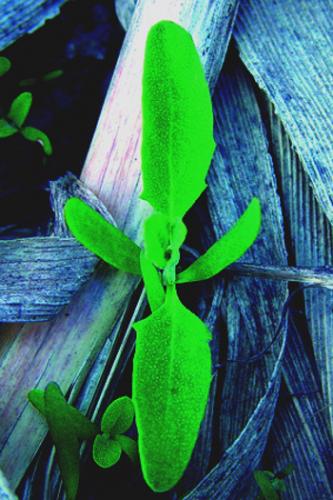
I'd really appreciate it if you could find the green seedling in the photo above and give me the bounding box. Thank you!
[28,383,136,499]
[254,464,295,499]
[64,20,261,492]
[20,68,64,87]
[0,57,11,77]
[93,396,138,468]
[0,90,52,155]
[28,382,98,500]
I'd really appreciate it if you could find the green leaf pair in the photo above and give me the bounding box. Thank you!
[254,465,294,499]
[93,396,137,468]
[0,91,52,155]
[64,20,262,493]
[64,193,260,288]
[20,68,64,87]
[28,383,98,500]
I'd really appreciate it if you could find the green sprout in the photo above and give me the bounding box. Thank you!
[28,382,98,500]
[254,464,295,499]
[64,20,261,492]
[20,68,64,87]
[0,88,52,155]
[28,383,136,499]
[93,396,137,468]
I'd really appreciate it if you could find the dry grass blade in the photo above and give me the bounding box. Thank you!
[234,0,333,225]
[0,0,66,51]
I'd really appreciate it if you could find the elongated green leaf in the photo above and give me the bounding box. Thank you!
[21,126,53,155]
[92,434,121,468]
[140,20,215,219]
[144,212,187,269]
[44,383,80,500]
[101,396,134,436]
[7,92,32,127]
[19,78,37,87]
[0,118,17,138]
[64,197,141,275]
[114,434,138,463]
[43,69,64,82]
[0,57,11,76]
[132,286,212,492]
[140,251,165,312]
[28,386,98,441]
[177,197,261,283]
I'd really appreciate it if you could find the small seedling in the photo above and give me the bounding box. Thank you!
[254,464,295,499]
[0,60,52,155]
[20,68,64,87]
[28,382,98,500]
[28,383,136,499]
[93,396,137,468]
[64,20,261,493]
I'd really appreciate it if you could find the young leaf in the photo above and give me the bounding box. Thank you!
[144,212,187,269]
[177,197,261,283]
[44,382,81,500]
[28,389,45,414]
[0,57,11,77]
[7,92,32,127]
[132,285,212,492]
[28,386,98,441]
[140,20,215,219]
[21,126,53,155]
[19,77,37,87]
[0,118,17,138]
[114,434,138,463]
[140,251,165,311]
[43,69,64,82]
[93,434,122,468]
[254,471,279,500]
[101,396,135,436]
[64,198,141,275]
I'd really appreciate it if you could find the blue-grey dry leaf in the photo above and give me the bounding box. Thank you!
[184,53,288,498]
[261,99,333,498]
[185,320,287,500]
[0,0,66,51]
[234,0,333,225]
[0,468,17,500]
[0,237,97,322]
[267,326,333,499]
[266,97,333,433]
[210,55,288,450]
